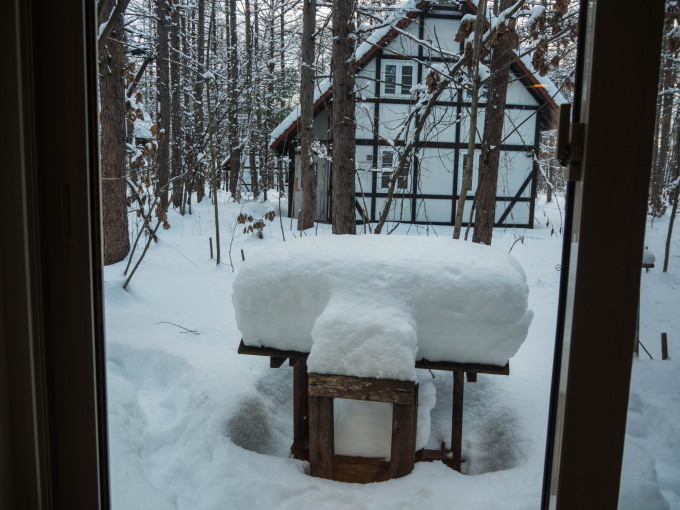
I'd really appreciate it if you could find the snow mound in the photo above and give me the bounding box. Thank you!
[233,236,533,381]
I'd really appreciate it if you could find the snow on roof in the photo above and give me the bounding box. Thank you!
[270,0,565,151]
[233,235,533,381]
[269,1,424,149]
[464,0,567,106]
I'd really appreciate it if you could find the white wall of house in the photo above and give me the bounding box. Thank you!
[289,4,548,227]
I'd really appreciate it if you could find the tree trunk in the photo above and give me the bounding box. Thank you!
[330,0,356,235]
[298,0,317,230]
[228,0,241,201]
[650,8,675,217]
[453,0,486,240]
[99,0,130,265]
[244,0,260,199]
[472,0,514,245]
[157,0,171,213]
[170,3,183,209]
[194,0,206,203]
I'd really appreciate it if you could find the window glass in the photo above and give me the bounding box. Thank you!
[385,64,397,94]
[618,10,679,506]
[401,65,413,94]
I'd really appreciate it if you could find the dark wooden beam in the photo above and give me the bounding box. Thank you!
[291,359,309,461]
[308,373,417,405]
[450,371,465,472]
[308,395,334,479]
[416,358,509,375]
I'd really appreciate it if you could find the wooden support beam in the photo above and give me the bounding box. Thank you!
[237,339,308,361]
[466,372,477,382]
[270,356,286,368]
[416,358,509,375]
[291,358,309,460]
[309,395,334,479]
[450,371,465,472]
[308,373,416,405]
[389,387,418,478]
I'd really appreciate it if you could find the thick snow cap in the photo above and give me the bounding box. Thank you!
[233,236,533,380]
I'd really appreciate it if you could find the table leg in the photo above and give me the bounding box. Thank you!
[450,371,464,471]
[291,358,309,460]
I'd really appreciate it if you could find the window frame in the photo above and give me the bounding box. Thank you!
[2,1,666,509]
[381,61,416,96]
[379,150,409,191]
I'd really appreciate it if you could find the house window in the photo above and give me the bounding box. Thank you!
[380,150,407,190]
[463,82,488,102]
[382,62,415,96]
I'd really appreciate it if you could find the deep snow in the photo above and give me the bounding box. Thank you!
[234,236,533,377]
[104,191,680,509]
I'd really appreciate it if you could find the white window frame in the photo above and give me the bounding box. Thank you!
[381,61,415,96]
[379,150,409,191]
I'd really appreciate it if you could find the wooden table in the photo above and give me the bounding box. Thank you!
[238,339,509,478]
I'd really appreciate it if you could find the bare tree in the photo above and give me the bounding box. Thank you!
[157,0,171,213]
[298,0,317,230]
[227,0,242,202]
[453,0,487,240]
[99,0,130,264]
[331,0,356,235]
[472,0,515,245]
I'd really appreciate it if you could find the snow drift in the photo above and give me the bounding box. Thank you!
[233,235,533,381]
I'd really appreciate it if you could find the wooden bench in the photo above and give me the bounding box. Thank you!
[238,339,509,479]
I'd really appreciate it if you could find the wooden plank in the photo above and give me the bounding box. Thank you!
[332,455,392,483]
[466,371,478,383]
[308,396,334,479]
[291,358,309,460]
[237,339,309,361]
[416,357,509,375]
[269,356,287,368]
[418,448,452,462]
[308,373,417,405]
[450,371,465,472]
[388,388,418,479]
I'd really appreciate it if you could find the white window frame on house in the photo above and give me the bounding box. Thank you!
[379,150,408,190]
[382,62,415,96]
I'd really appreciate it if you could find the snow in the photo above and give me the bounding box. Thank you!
[334,378,436,457]
[104,193,680,509]
[644,247,656,266]
[233,236,533,381]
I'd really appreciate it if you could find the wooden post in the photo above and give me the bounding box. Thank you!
[450,371,465,471]
[209,237,213,259]
[309,395,334,479]
[291,358,309,460]
[662,333,669,360]
[389,385,418,478]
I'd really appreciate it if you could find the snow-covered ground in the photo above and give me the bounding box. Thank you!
[104,192,680,510]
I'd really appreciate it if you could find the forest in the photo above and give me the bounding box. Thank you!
[97,0,679,268]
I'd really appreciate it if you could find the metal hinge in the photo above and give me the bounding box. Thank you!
[556,103,586,182]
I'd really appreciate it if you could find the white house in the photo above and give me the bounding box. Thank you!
[270,0,564,228]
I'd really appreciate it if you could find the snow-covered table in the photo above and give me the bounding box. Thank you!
[234,236,532,481]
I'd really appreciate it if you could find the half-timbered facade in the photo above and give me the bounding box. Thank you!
[270,0,563,228]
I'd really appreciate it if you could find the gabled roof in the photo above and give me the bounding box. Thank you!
[270,0,565,152]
